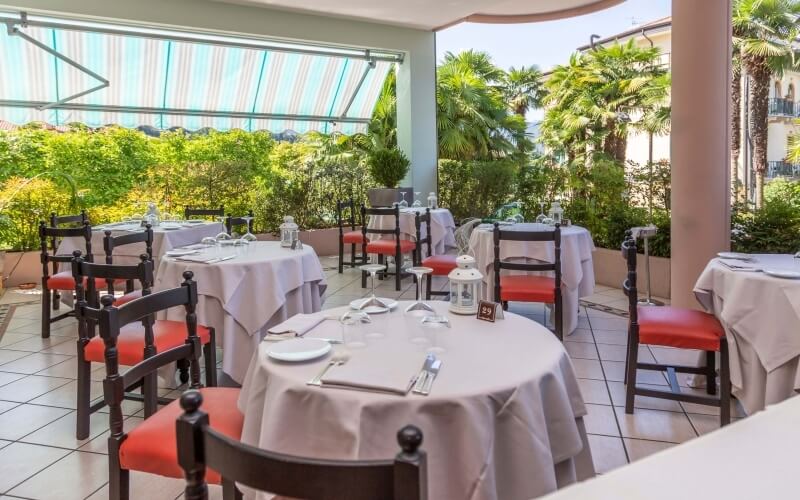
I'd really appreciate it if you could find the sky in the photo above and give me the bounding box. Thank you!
[435,0,671,75]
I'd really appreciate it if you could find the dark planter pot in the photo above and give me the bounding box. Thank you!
[367,187,413,207]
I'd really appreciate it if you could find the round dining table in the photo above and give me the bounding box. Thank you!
[694,254,800,414]
[468,223,596,336]
[367,207,457,255]
[156,241,327,384]
[238,301,595,500]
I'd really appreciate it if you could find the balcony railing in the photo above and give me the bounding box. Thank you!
[768,98,796,117]
[767,161,800,179]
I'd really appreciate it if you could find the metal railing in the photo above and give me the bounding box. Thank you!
[768,98,796,116]
[767,161,800,179]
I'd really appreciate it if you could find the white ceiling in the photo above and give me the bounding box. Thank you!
[210,0,624,31]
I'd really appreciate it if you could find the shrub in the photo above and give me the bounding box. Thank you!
[366,148,409,188]
[438,158,518,220]
[732,198,800,254]
[0,177,77,251]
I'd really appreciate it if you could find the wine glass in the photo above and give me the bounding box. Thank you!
[412,191,422,208]
[398,191,409,209]
[357,264,391,312]
[241,215,257,243]
[535,202,547,224]
[200,237,216,247]
[405,266,434,316]
[340,311,370,349]
[215,216,231,243]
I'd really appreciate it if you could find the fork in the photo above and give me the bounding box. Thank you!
[307,352,350,386]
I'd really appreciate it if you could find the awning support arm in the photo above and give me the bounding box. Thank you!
[5,13,109,111]
[339,52,376,119]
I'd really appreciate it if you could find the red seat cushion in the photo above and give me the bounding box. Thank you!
[638,306,724,351]
[46,271,115,291]
[113,289,142,306]
[119,387,242,484]
[422,254,458,276]
[342,231,368,244]
[499,275,556,303]
[84,320,212,365]
[366,239,416,255]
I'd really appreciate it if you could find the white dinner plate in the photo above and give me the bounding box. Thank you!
[186,219,205,224]
[717,252,752,261]
[349,298,398,314]
[165,249,199,257]
[160,223,182,230]
[267,338,331,362]
[762,268,800,280]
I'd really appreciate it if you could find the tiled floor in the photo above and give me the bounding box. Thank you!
[0,255,744,499]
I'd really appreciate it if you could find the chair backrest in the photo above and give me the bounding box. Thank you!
[184,205,224,220]
[336,199,358,233]
[621,232,639,325]
[177,390,428,500]
[414,209,432,264]
[361,205,402,240]
[224,210,254,236]
[50,210,89,228]
[492,223,562,303]
[72,250,154,303]
[84,273,203,449]
[103,225,154,264]
[39,221,92,280]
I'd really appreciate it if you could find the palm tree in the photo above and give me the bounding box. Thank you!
[502,65,545,117]
[733,0,800,208]
[731,55,743,203]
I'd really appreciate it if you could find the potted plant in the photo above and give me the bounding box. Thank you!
[366,148,411,207]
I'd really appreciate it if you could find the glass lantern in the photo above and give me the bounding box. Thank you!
[548,201,563,226]
[279,215,299,248]
[427,192,438,210]
[143,202,161,227]
[447,255,483,315]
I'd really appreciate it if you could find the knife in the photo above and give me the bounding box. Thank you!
[413,355,436,394]
[421,359,442,395]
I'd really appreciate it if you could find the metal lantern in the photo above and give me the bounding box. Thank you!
[427,192,438,210]
[447,255,483,315]
[279,215,299,248]
[548,201,563,226]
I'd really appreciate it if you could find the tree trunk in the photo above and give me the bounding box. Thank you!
[731,59,742,203]
[746,56,770,209]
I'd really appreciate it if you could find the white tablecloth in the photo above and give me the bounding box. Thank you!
[57,221,223,272]
[238,301,595,500]
[155,241,327,383]
[468,223,596,335]
[367,207,456,255]
[694,255,800,414]
[541,394,800,500]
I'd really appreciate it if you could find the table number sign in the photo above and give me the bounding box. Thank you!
[477,300,504,322]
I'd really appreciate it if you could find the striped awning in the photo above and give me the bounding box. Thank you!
[0,14,397,135]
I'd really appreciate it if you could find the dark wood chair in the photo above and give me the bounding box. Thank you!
[177,389,427,500]
[621,234,731,426]
[224,210,254,236]
[39,221,93,338]
[414,209,457,300]
[50,210,89,228]
[86,276,240,500]
[493,223,563,341]
[361,205,416,291]
[103,224,154,304]
[337,199,369,273]
[185,205,224,220]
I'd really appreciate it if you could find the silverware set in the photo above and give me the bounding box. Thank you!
[412,354,442,396]
[307,353,350,386]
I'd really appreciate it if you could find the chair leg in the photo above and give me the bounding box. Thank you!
[41,286,51,339]
[108,444,130,500]
[53,290,60,311]
[624,334,639,414]
[177,359,190,385]
[705,351,717,396]
[350,243,357,268]
[377,254,385,280]
[222,479,243,500]
[76,349,91,440]
[395,252,401,291]
[502,301,509,311]
[425,274,433,300]
[203,330,218,387]
[719,339,731,426]
[338,239,344,274]
[554,292,564,342]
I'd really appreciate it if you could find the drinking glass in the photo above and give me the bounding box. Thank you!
[241,216,257,242]
[215,216,231,243]
[412,191,422,208]
[356,264,391,311]
[340,311,370,349]
[535,202,547,224]
[398,191,409,209]
[405,267,434,316]
[421,315,449,353]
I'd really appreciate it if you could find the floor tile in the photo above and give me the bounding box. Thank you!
[606,381,683,412]
[85,470,185,500]
[623,438,675,462]
[602,360,667,385]
[592,330,628,346]
[597,344,654,363]
[2,335,72,354]
[570,358,604,380]
[8,451,108,500]
[79,416,143,454]
[583,403,620,436]
[564,328,594,343]
[0,353,74,375]
[0,439,10,450]
[576,378,611,406]
[586,434,628,473]
[649,346,704,367]
[0,371,26,388]
[686,412,727,436]
[0,403,72,440]
[0,400,19,414]
[586,316,628,331]
[0,375,73,403]
[0,333,37,348]
[613,406,697,443]
[0,349,32,366]
[0,442,71,493]
[564,341,599,360]
[20,410,109,449]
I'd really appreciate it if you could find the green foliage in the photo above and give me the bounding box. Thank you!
[366,148,409,188]
[438,158,518,220]
[732,197,800,253]
[0,177,77,250]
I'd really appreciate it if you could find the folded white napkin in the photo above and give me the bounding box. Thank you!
[718,258,761,271]
[267,313,327,336]
[174,253,235,263]
[321,354,419,395]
